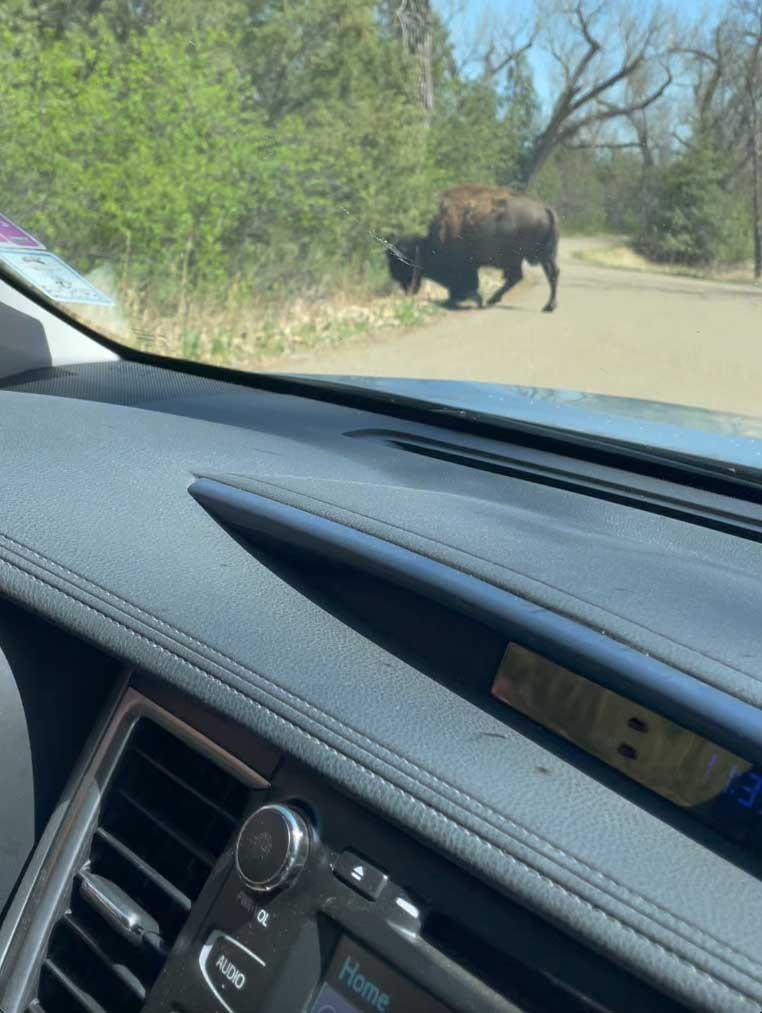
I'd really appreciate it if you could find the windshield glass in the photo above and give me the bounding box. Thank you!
[2,0,761,424]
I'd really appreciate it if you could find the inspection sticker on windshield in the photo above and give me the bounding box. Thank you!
[0,213,44,250]
[0,250,113,305]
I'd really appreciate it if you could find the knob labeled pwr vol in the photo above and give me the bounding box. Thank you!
[235,804,310,893]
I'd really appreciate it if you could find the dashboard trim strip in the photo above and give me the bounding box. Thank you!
[190,476,762,770]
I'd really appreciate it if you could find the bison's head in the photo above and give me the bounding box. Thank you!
[385,236,424,294]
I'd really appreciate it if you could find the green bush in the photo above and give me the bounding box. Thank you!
[0,6,439,305]
[599,152,648,236]
[532,149,607,234]
[6,0,750,325]
[637,145,750,265]
[0,0,556,312]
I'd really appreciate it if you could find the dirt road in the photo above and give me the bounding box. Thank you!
[281,238,762,417]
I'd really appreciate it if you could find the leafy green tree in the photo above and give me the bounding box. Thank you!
[0,0,645,324]
[238,0,411,125]
[426,78,503,190]
[532,148,606,233]
[637,143,750,264]
[598,151,648,234]
[497,53,539,186]
[0,21,273,295]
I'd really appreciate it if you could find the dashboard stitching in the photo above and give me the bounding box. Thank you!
[247,476,760,687]
[0,530,758,984]
[0,559,754,1009]
[0,564,759,1003]
[199,695,762,1010]
[0,533,736,948]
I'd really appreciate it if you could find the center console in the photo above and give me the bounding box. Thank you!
[0,682,688,1013]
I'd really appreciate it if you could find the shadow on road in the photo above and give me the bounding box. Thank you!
[427,299,528,313]
[429,300,477,311]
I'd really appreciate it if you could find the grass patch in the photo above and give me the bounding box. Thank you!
[573,241,759,285]
[72,272,448,372]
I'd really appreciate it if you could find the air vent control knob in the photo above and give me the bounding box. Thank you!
[235,804,310,893]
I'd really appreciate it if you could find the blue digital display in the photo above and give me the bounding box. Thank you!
[492,643,762,857]
[722,769,762,809]
[311,937,450,1013]
[311,982,367,1013]
[702,765,762,848]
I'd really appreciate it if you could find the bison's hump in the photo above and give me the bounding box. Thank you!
[437,183,516,212]
[430,183,554,245]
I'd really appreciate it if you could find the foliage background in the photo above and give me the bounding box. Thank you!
[0,0,756,362]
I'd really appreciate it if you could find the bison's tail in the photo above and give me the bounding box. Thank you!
[544,206,559,259]
[526,206,559,266]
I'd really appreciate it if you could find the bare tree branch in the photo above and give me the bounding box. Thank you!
[575,0,607,49]
[457,5,536,86]
[524,1,673,184]
[481,35,535,86]
[563,139,643,149]
[595,67,674,119]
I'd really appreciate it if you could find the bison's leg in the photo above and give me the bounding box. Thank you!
[486,262,523,306]
[541,258,559,312]
[445,290,481,309]
[446,266,482,309]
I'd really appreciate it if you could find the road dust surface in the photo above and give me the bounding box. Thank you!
[278,238,762,417]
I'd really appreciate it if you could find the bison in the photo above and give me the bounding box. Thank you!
[387,184,560,312]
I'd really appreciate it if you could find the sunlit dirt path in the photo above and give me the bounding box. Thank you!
[277,238,762,417]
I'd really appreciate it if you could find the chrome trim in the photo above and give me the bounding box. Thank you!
[234,804,309,893]
[0,666,131,978]
[117,688,269,790]
[199,929,266,1013]
[394,897,420,920]
[79,868,160,946]
[0,681,270,1005]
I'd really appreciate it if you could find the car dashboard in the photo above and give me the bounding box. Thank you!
[0,360,760,1012]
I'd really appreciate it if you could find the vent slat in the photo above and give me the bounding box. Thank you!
[27,717,251,1013]
[61,915,148,1002]
[94,826,192,914]
[115,789,216,869]
[77,869,167,959]
[42,959,108,1013]
[132,746,239,824]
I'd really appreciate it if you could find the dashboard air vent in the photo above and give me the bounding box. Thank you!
[33,718,250,1013]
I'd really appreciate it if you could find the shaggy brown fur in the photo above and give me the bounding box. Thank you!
[388,184,560,311]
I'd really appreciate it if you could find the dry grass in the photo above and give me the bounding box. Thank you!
[574,242,759,285]
[72,273,456,371]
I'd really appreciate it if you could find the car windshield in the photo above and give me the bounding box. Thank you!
[1,0,761,425]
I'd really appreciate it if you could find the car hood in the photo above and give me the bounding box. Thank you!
[288,375,762,482]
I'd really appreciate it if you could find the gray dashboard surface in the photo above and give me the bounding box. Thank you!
[0,368,761,1011]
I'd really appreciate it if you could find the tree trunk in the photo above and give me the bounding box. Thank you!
[524,131,553,187]
[748,70,762,279]
[753,146,762,279]
[752,104,762,279]
[396,0,434,114]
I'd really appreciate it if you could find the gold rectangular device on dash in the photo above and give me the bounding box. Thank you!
[491,644,752,810]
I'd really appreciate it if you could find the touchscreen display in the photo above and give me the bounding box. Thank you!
[310,937,450,1013]
[492,643,762,852]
